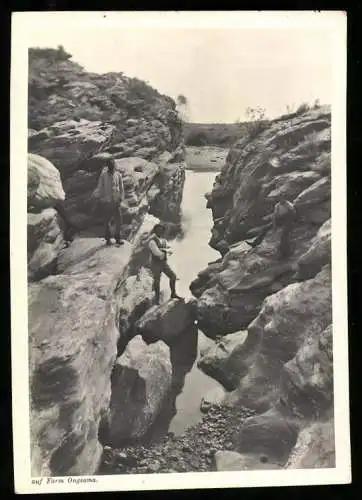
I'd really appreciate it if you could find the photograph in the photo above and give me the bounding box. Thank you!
[11,10,350,493]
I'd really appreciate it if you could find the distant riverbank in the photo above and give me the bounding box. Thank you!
[185,146,228,172]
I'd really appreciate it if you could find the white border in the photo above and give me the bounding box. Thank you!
[11,10,350,494]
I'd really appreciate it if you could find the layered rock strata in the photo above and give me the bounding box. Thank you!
[193,106,334,469]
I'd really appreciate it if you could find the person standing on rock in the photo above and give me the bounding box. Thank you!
[148,224,181,304]
[272,195,297,259]
[94,158,125,247]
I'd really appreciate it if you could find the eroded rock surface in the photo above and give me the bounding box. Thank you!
[28,48,188,477]
[198,330,248,390]
[28,153,65,210]
[236,408,299,464]
[192,107,334,471]
[214,450,282,471]
[108,336,172,445]
[296,218,331,280]
[286,419,335,469]
[29,241,133,476]
[28,119,115,178]
[28,47,185,236]
[117,267,155,352]
[136,299,195,346]
[27,154,66,281]
[228,265,331,411]
[149,160,186,225]
[28,208,64,281]
[192,106,331,338]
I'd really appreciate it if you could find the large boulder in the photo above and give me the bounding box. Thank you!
[227,265,332,411]
[28,208,64,281]
[297,218,331,280]
[28,153,65,211]
[286,420,335,469]
[194,245,298,337]
[117,268,156,352]
[193,205,327,337]
[136,299,195,345]
[198,330,248,390]
[29,240,133,476]
[236,409,299,463]
[28,119,115,178]
[108,335,172,444]
[280,324,333,418]
[214,450,282,471]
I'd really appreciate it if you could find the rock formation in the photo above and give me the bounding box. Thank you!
[192,106,331,337]
[28,49,335,474]
[197,330,248,390]
[28,208,65,281]
[214,450,282,471]
[27,47,187,476]
[28,47,186,235]
[285,419,335,469]
[28,153,65,210]
[192,106,334,469]
[27,154,66,281]
[108,336,172,445]
[29,239,133,476]
[136,299,195,346]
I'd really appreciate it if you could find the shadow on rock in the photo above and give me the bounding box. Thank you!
[139,324,199,445]
[99,325,199,449]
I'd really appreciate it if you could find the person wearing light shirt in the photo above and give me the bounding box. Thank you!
[148,224,181,304]
[93,158,125,246]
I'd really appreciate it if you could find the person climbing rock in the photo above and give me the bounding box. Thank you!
[93,158,125,247]
[272,195,297,259]
[148,223,181,304]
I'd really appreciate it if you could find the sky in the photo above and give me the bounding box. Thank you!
[28,26,333,123]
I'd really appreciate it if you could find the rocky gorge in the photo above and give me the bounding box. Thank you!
[27,47,334,477]
[189,104,333,470]
[101,105,334,474]
[28,47,189,476]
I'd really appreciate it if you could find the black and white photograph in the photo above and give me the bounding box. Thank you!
[11,11,349,493]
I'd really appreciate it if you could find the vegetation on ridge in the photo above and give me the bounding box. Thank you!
[28,46,178,131]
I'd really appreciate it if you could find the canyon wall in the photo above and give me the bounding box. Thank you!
[192,106,334,469]
[27,47,187,475]
[28,47,186,233]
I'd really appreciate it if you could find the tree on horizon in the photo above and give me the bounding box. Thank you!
[176,94,190,122]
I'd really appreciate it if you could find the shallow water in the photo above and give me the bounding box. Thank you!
[163,169,224,436]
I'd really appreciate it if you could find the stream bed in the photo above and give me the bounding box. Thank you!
[98,164,253,475]
[166,169,224,435]
[98,161,270,475]
[131,168,225,444]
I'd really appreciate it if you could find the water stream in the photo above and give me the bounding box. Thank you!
[151,168,224,438]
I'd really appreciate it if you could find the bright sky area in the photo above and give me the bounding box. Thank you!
[28,25,333,123]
